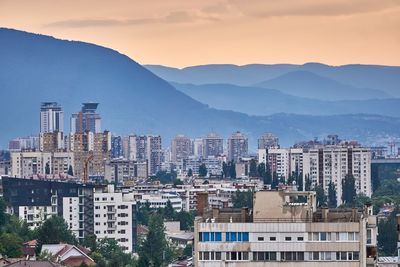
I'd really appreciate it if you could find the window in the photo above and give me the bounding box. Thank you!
[200,232,222,242]
[226,252,249,261]
[297,236,304,241]
[269,236,276,241]
[313,252,319,260]
[257,237,264,241]
[226,232,248,242]
[281,252,304,261]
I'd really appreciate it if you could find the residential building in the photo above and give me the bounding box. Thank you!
[8,136,39,152]
[258,132,279,149]
[203,133,223,158]
[104,159,148,184]
[40,131,65,152]
[10,151,74,178]
[2,177,94,241]
[227,131,248,162]
[70,103,101,134]
[111,135,123,159]
[41,244,94,267]
[40,102,64,134]
[171,135,191,164]
[92,185,138,253]
[194,186,378,266]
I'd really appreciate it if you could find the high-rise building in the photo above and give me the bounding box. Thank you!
[69,131,111,179]
[40,132,65,152]
[258,132,279,149]
[203,133,223,158]
[227,131,248,162]
[171,135,191,164]
[192,138,204,158]
[128,135,162,176]
[111,135,123,159]
[147,135,162,176]
[70,103,101,134]
[303,145,371,205]
[40,102,64,133]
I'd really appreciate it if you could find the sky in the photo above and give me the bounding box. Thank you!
[1,0,400,68]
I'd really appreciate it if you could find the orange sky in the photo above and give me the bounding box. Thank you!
[1,0,399,67]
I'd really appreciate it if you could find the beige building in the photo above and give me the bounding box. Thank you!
[194,187,377,267]
[11,151,73,178]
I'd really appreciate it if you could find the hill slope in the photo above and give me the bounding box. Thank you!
[0,28,399,148]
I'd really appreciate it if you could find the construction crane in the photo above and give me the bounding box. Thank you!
[83,154,94,184]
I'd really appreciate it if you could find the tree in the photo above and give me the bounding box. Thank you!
[137,202,151,225]
[305,175,312,191]
[222,162,229,178]
[138,214,168,267]
[342,174,356,206]
[183,244,193,257]
[164,200,175,221]
[81,234,97,252]
[327,182,337,208]
[315,185,327,207]
[228,161,236,179]
[271,171,279,188]
[249,159,258,177]
[95,238,136,267]
[36,216,77,253]
[198,164,207,177]
[297,171,304,191]
[187,169,193,177]
[155,171,178,184]
[175,210,195,231]
[378,207,400,256]
[67,165,74,176]
[45,162,50,175]
[173,179,183,187]
[0,197,6,229]
[232,190,253,209]
[0,232,23,257]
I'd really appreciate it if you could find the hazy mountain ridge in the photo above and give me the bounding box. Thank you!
[145,63,400,97]
[0,28,399,149]
[172,82,400,117]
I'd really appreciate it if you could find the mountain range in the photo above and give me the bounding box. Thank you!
[0,28,399,149]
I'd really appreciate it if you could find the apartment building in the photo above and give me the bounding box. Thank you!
[104,159,148,184]
[128,134,162,176]
[227,131,248,162]
[171,135,191,164]
[194,187,378,267]
[40,102,64,134]
[258,133,279,149]
[92,185,138,253]
[10,151,74,178]
[203,133,224,158]
[303,146,372,204]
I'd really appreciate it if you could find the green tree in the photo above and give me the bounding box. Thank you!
[0,197,7,229]
[0,232,23,257]
[305,175,312,191]
[315,185,327,207]
[36,216,77,253]
[45,162,50,175]
[95,238,136,267]
[249,159,258,177]
[198,164,207,177]
[328,182,337,208]
[138,214,168,267]
[173,179,183,187]
[164,200,175,221]
[155,171,178,184]
[271,171,279,188]
[67,165,74,176]
[296,171,304,191]
[175,210,195,231]
[222,162,229,178]
[137,202,151,225]
[378,207,400,256]
[342,174,356,206]
[81,234,97,252]
[182,244,193,257]
[187,169,193,177]
[232,190,253,209]
[228,161,236,179]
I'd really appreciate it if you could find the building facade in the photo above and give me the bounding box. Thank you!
[40,102,64,134]
[227,131,248,162]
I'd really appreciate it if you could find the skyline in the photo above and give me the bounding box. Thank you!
[0,0,399,67]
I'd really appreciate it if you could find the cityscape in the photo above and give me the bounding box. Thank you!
[1,1,400,267]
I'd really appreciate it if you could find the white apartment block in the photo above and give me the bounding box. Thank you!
[92,185,137,253]
[138,193,183,211]
[258,148,291,180]
[194,188,378,267]
[303,146,371,205]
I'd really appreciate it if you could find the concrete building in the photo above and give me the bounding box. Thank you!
[203,133,223,158]
[92,185,138,253]
[8,135,39,152]
[303,146,372,205]
[138,193,183,211]
[104,159,148,184]
[194,187,378,266]
[69,131,111,179]
[40,131,65,152]
[258,133,279,149]
[10,151,74,178]
[171,135,191,164]
[128,134,162,176]
[111,135,123,159]
[40,102,64,134]
[227,131,248,162]
[70,103,101,134]
[258,148,291,181]
[192,138,204,158]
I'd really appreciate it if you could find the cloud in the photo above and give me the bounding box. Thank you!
[228,0,400,17]
[44,11,218,28]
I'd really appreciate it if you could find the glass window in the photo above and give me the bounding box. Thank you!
[258,237,264,241]
[270,236,276,241]
[204,252,210,260]
[353,252,359,260]
[243,252,249,260]
[215,232,222,241]
[243,232,249,241]
[297,236,304,241]
[340,252,347,260]
[270,252,277,261]
[313,232,319,241]
[348,232,355,241]
[285,236,292,241]
[216,252,221,260]
[313,252,320,260]
[320,232,327,241]
[231,232,237,241]
[203,232,210,242]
